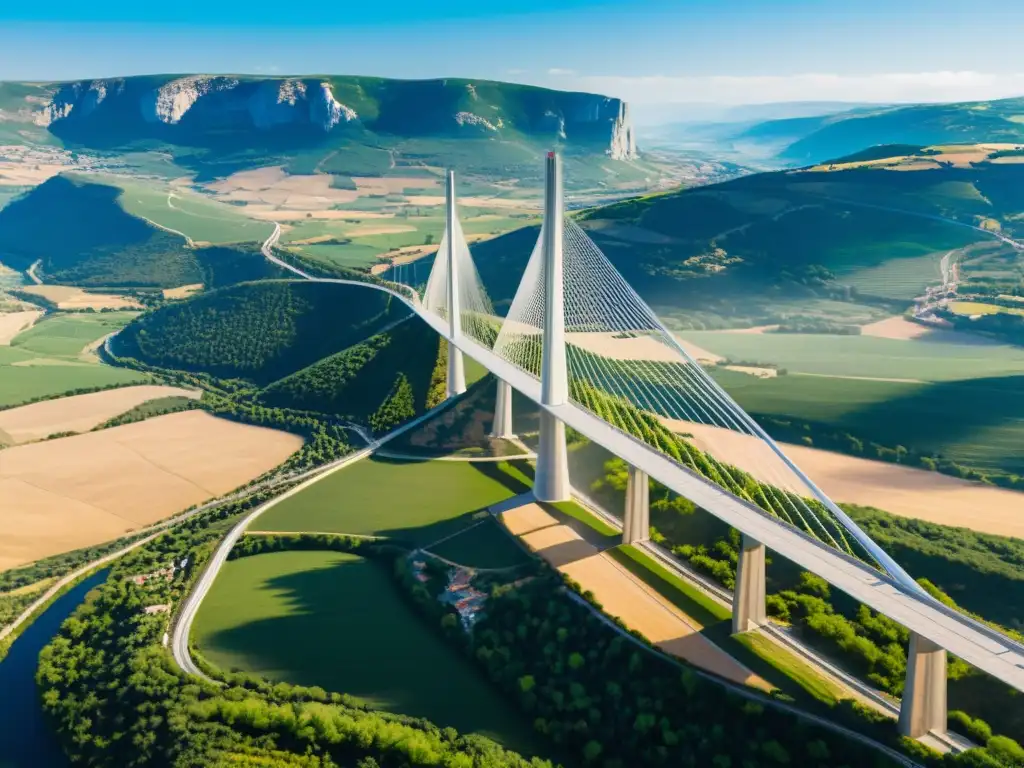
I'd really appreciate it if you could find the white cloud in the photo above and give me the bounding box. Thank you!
[547,67,576,77]
[563,71,1024,105]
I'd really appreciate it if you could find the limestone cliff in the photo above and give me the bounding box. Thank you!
[609,101,638,160]
[22,74,636,157]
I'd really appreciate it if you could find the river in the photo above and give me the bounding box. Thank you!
[0,571,108,767]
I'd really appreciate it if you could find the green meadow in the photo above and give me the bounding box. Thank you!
[0,312,149,407]
[192,550,541,755]
[256,457,523,546]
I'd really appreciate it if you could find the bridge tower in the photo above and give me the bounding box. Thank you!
[444,169,467,398]
[534,152,571,502]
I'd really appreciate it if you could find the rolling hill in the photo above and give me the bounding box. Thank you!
[466,147,1024,326]
[0,174,280,287]
[114,280,407,385]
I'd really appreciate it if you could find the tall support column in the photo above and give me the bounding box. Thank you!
[622,466,650,544]
[445,169,466,398]
[491,379,514,439]
[732,534,767,634]
[534,152,571,502]
[898,634,948,739]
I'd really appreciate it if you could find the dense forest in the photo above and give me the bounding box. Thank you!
[115,280,407,385]
[260,318,448,431]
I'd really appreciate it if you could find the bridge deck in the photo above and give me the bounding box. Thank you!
[266,250,1024,694]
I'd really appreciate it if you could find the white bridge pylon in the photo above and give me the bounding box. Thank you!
[420,160,915,587]
[388,156,1024,734]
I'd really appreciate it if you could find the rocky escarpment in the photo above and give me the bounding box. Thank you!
[21,74,638,157]
[609,101,638,160]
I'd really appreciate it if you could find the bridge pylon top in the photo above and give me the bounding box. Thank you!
[421,171,497,349]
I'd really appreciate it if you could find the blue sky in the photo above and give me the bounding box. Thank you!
[3,0,1024,106]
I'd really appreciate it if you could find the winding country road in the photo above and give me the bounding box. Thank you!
[169,397,450,680]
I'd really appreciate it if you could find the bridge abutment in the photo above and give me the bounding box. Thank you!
[490,379,514,439]
[622,466,650,544]
[732,534,767,634]
[898,633,948,739]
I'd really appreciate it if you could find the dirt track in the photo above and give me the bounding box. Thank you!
[0,411,302,570]
[498,500,770,689]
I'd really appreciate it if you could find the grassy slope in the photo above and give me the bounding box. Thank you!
[0,175,278,288]
[0,312,149,407]
[256,457,520,546]
[109,175,274,245]
[191,550,541,755]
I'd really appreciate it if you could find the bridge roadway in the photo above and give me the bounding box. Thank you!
[266,227,1024,694]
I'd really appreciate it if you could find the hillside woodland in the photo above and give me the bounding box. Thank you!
[115,280,407,385]
[0,175,281,287]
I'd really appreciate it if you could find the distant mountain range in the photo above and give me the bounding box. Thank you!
[0,75,637,179]
[644,96,1024,166]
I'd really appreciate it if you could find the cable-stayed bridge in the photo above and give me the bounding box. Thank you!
[267,154,1024,740]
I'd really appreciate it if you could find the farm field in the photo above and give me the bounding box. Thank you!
[835,250,946,300]
[662,419,1024,538]
[682,330,1024,381]
[104,175,274,245]
[0,312,149,407]
[0,310,41,344]
[192,549,541,754]
[949,300,1024,318]
[498,499,768,689]
[0,384,199,444]
[425,517,532,569]
[18,284,141,310]
[711,368,1024,476]
[256,457,519,545]
[0,411,302,570]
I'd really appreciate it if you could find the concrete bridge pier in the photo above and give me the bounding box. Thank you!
[446,343,466,398]
[535,412,570,501]
[898,634,948,739]
[490,379,514,439]
[622,466,650,544]
[732,534,767,634]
